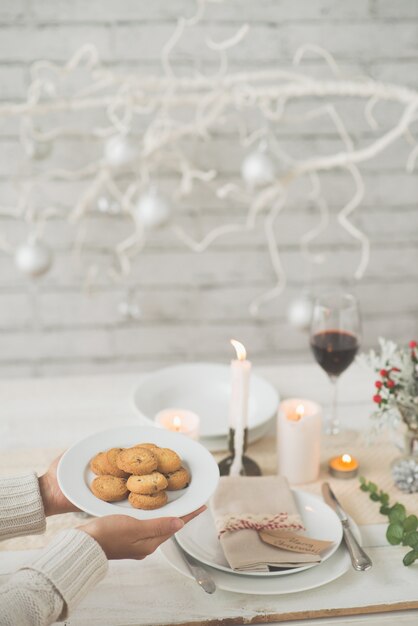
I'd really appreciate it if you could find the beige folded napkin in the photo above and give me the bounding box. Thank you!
[210,476,321,572]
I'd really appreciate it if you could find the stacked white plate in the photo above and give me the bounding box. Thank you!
[132,362,279,451]
[160,490,362,595]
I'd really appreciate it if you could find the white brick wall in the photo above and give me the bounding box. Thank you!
[0,0,417,377]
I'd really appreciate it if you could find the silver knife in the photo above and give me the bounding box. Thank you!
[322,482,372,572]
[173,536,216,594]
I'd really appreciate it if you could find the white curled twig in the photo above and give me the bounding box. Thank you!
[205,24,249,80]
[174,182,281,253]
[407,143,418,172]
[293,99,418,176]
[249,192,287,316]
[300,172,329,265]
[365,96,380,130]
[0,3,417,314]
[161,18,186,79]
[338,163,369,280]
[206,24,250,52]
[177,161,217,196]
[293,43,342,78]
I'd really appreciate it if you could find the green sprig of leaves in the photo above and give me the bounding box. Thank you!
[359,476,418,566]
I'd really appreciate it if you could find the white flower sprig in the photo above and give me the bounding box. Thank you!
[360,338,418,433]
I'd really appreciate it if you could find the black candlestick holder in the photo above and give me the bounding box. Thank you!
[218,427,261,476]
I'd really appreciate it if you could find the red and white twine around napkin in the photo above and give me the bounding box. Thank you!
[215,512,305,537]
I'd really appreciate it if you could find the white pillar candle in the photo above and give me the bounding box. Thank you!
[229,339,251,476]
[277,398,322,484]
[154,408,200,440]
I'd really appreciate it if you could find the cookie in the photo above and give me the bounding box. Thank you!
[90,475,128,502]
[153,447,182,474]
[127,472,168,495]
[116,446,158,475]
[128,490,168,510]
[90,449,129,478]
[104,448,130,478]
[165,466,190,491]
[90,451,110,475]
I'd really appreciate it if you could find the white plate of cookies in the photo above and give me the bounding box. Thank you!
[57,426,220,520]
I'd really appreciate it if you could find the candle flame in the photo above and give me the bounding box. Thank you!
[287,404,305,421]
[342,453,352,464]
[296,404,305,419]
[230,339,247,361]
[173,415,182,432]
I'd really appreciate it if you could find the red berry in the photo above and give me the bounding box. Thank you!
[386,380,395,389]
[375,381,383,389]
[373,394,383,404]
[409,340,417,349]
[380,369,388,377]
[391,367,400,372]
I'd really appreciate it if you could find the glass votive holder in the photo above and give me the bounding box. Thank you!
[328,453,359,479]
[154,408,200,440]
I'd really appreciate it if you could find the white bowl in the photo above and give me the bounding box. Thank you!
[132,362,279,442]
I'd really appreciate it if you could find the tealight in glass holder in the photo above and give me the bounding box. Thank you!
[218,428,261,476]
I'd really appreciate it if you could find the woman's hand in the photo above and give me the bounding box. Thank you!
[38,456,79,516]
[79,506,206,560]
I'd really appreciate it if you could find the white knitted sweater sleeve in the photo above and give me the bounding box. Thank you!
[0,473,46,539]
[0,473,108,626]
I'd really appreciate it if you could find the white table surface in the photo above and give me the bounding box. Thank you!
[0,362,417,626]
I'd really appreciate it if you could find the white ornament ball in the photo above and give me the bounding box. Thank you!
[134,189,171,229]
[104,135,137,168]
[118,300,142,321]
[14,240,52,278]
[287,295,314,331]
[97,196,120,215]
[241,150,275,188]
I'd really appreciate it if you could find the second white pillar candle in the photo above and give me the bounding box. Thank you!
[277,398,322,484]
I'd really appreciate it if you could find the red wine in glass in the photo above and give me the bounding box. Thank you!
[310,330,359,377]
[310,293,361,435]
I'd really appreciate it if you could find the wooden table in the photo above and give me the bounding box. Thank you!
[1,362,417,626]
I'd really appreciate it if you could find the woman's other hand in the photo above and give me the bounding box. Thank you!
[38,455,79,516]
[80,506,206,560]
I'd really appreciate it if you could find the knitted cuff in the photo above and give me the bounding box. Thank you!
[25,528,108,617]
[0,472,46,539]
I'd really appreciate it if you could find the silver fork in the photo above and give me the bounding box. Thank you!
[173,536,216,594]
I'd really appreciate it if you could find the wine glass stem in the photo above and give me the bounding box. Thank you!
[327,375,339,435]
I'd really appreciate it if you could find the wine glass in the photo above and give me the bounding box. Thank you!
[310,292,361,436]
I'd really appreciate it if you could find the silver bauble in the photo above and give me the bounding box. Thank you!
[118,300,142,321]
[104,134,137,168]
[14,240,52,278]
[134,189,171,229]
[287,295,314,331]
[97,196,120,215]
[241,149,275,188]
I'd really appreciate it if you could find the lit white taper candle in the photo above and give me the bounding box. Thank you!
[229,339,251,476]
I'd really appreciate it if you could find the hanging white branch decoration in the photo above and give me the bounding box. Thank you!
[0,0,417,316]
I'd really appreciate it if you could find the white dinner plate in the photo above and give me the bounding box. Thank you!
[161,517,361,595]
[176,490,343,577]
[57,425,220,520]
[132,363,279,440]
